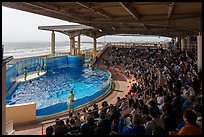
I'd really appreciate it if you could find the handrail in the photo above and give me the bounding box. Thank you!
[41,100,118,134]
[6,120,14,135]
[40,85,150,134]
[40,43,163,134]
[40,66,112,134]
[92,43,110,65]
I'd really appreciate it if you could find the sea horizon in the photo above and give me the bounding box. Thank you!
[2,41,105,59]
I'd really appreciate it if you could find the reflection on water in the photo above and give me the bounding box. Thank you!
[6,67,110,109]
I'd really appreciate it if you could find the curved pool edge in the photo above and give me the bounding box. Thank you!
[13,77,113,126]
[36,83,113,123]
[8,67,112,125]
[35,67,112,121]
[35,67,112,117]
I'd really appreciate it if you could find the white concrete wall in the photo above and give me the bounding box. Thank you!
[6,102,36,124]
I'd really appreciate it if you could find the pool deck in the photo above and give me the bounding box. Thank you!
[13,66,131,135]
[16,71,46,82]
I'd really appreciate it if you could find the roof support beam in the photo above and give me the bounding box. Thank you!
[167,2,175,19]
[119,2,148,30]
[119,2,140,20]
[2,2,79,23]
[23,2,87,21]
[76,2,113,19]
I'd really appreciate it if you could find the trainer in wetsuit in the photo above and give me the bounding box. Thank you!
[67,90,75,112]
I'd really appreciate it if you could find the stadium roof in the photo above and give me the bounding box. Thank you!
[2,2,202,38]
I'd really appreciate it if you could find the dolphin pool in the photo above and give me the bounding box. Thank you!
[6,67,111,117]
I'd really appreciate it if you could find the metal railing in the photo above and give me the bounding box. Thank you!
[40,67,112,134]
[40,43,162,134]
[6,120,15,135]
[40,99,117,135]
[40,86,151,135]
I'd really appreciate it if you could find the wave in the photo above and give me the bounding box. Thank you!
[3,42,104,59]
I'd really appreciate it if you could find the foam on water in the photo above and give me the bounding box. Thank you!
[6,67,110,110]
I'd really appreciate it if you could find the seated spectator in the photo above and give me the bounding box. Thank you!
[174,110,185,132]
[146,93,157,106]
[93,127,105,135]
[172,90,184,111]
[80,108,88,122]
[131,114,146,135]
[54,126,64,135]
[81,115,97,135]
[98,119,112,135]
[181,96,192,111]
[46,125,54,135]
[110,119,119,135]
[67,118,81,135]
[53,118,60,130]
[74,115,81,127]
[118,116,132,135]
[99,101,109,114]
[192,76,200,94]
[81,123,90,135]
[130,103,139,122]
[145,107,165,135]
[116,97,122,107]
[92,104,99,118]
[120,98,129,110]
[65,118,71,129]
[157,91,164,106]
[57,120,68,134]
[161,103,177,132]
[178,110,202,135]
[140,105,150,126]
[192,105,202,129]
[186,84,196,97]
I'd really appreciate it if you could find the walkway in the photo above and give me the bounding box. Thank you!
[13,65,131,135]
[16,71,46,82]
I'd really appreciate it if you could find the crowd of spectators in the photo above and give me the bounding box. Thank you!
[45,45,202,135]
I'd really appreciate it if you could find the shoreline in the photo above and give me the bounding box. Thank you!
[5,45,105,60]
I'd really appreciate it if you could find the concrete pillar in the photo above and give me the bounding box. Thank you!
[51,31,55,56]
[186,36,191,50]
[93,38,97,59]
[70,37,75,55]
[2,65,6,135]
[197,34,202,72]
[78,35,80,55]
[181,37,186,51]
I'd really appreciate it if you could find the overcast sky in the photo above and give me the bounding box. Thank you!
[2,6,171,43]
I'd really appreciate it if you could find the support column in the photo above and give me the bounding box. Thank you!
[186,36,191,50]
[70,37,75,55]
[93,37,97,59]
[197,34,202,72]
[51,31,55,56]
[2,65,6,135]
[78,35,80,55]
[181,37,186,51]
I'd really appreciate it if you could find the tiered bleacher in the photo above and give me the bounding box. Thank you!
[44,45,202,135]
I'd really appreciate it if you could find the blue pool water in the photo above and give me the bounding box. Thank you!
[6,67,110,117]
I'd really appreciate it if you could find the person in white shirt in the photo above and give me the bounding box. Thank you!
[145,107,165,135]
[187,85,195,97]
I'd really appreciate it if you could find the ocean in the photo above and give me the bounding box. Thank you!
[2,41,104,59]
[2,35,171,59]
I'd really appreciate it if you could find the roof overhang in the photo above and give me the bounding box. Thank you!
[2,2,202,38]
[38,24,100,37]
